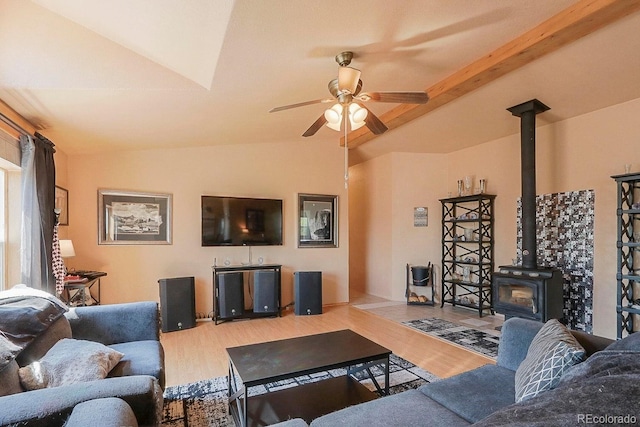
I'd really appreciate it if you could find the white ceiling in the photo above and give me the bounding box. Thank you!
[1,0,639,165]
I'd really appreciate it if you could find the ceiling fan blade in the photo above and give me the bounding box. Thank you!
[302,114,328,137]
[358,91,429,104]
[360,106,388,135]
[269,98,333,113]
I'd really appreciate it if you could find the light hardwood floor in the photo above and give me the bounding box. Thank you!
[160,294,503,387]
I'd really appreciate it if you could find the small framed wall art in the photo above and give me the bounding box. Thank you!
[414,207,428,227]
[98,189,172,245]
[55,186,69,226]
[298,193,338,248]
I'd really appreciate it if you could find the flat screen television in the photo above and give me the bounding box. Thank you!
[201,196,283,246]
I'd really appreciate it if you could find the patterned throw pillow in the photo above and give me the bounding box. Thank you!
[514,319,585,402]
[18,338,123,390]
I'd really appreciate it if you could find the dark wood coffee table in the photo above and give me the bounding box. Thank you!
[226,329,391,427]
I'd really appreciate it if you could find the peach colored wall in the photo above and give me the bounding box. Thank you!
[349,152,448,301]
[352,97,640,339]
[348,155,393,299]
[63,139,349,316]
[390,152,448,302]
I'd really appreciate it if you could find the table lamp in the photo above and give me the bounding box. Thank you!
[59,239,75,274]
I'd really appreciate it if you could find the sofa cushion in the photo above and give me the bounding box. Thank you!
[309,388,470,427]
[65,397,138,427]
[108,340,165,388]
[0,375,162,427]
[419,364,515,423]
[15,316,72,367]
[496,317,543,371]
[514,319,585,402]
[0,360,23,396]
[65,302,160,345]
[18,338,123,390]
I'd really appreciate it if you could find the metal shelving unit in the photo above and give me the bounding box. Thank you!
[440,194,496,317]
[612,172,640,338]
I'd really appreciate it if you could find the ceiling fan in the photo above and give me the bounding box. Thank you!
[269,51,429,137]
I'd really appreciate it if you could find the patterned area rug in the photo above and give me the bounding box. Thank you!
[161,354,437,426]
[402,318,500,359]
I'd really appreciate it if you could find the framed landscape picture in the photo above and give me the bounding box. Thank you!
[98,189,172,245]
[298,193,338,248]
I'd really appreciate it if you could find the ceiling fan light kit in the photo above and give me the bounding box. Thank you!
[269,51,429,188]
[269,51,429,137]
[270,50,429,188]
[324,103,368,132]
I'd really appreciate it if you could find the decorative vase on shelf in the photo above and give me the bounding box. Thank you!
[464,228,474,241]
[464,176,472,195]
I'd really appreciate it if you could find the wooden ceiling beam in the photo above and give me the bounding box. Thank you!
[343,0,640,148]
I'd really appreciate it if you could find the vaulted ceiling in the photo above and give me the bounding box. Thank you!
[1,0,639,165]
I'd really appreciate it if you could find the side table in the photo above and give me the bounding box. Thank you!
[63,271,107,306]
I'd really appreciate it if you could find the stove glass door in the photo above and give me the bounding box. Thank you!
[498,283,537,313]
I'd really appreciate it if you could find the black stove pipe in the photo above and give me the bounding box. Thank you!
[507,99,550,270]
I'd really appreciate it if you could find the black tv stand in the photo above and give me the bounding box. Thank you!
[212,264,282,324]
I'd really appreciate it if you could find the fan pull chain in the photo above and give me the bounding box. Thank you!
[344,113,349,189]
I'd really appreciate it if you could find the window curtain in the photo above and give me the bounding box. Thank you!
[20,133,56,293]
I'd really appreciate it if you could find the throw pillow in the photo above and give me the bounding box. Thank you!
[514,319,585,402]
[18,338,124,390]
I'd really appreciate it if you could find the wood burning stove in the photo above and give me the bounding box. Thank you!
[492,99,564,322]
[493,266,563,322]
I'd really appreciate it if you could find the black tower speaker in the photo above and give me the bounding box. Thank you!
[158,276,196,333]
[218,272,244,318]
[253,270,278,313]
[294,271,322,315]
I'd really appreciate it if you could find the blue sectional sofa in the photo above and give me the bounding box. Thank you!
[275,317,640,426]
[0,288,164,427]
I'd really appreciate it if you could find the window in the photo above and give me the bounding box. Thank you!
[0,132,22,291]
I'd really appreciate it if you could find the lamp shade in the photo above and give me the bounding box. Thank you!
[348,103,367,130]
[324,102,369,131]
[324,104,343,131]
[338,66,361,94]
[59,240,75,258]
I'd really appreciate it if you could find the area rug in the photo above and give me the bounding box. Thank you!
[161,354,437,426]
[402,318,500,359]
